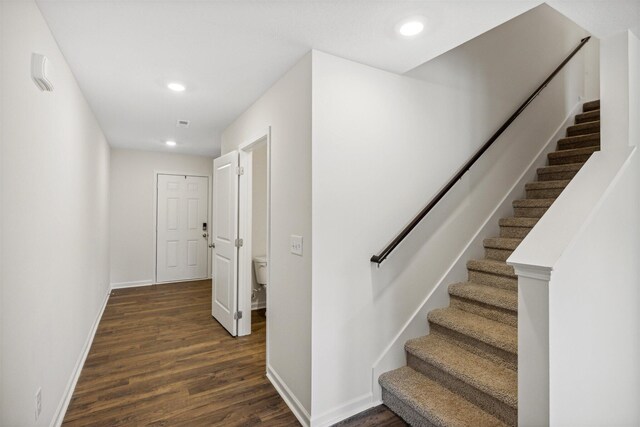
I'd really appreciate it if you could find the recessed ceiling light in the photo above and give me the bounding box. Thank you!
[167,82,185,92]
[165,140,177,147]
[397,20,425,37]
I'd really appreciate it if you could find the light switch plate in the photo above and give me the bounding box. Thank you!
[290,235,303,256]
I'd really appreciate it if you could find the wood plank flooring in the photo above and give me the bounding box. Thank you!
[63,279,406,426]
[63,280,298,426]
[334,406,407,427]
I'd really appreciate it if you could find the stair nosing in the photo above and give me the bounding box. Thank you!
[568,119,600,128]
[428,308,517,355]
[449,282,517,312]
[512,198,555,207]
[483,237,522,250]
[467,259,517,279]
[548,146,599,158]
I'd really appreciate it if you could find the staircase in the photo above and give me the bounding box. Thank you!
[379,100,601,427]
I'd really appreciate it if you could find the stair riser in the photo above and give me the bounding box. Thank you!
[538,170,579,181]
[548,153,593,166]
[468,271,517,291]
[430,327,517,371]
[583,100,600,112]
[484,248,513,261]
[381,389,438,427]
[575,111,600,124]
[567,124,600,137]
[514,206,548,218]
[557,139,600,151]
[526,187,564,199]
[500,226,532,239]
[450,297,517,327]
[406,353,517,426]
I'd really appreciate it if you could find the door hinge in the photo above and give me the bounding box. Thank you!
[236,166,244,176]
[234,311,243,320]
[235,238,244,248]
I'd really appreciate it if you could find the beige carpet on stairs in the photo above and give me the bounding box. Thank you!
[379,99,601,427]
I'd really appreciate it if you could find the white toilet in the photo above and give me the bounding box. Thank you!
[253,255,268,286]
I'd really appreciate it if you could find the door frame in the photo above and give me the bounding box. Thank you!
[237,128,271,337]
[153,171,213,284]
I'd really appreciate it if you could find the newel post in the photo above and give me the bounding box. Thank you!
[509,262,552,427]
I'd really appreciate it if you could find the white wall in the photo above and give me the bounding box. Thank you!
[251,143,267,308]
[0,1,111,425]
[310,5,592,423]
[109,148,212,287]
[221,53,312,422]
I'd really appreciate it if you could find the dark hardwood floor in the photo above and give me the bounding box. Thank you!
[334,405,407,427]
[63,279,406,426]
[63,280,298,426]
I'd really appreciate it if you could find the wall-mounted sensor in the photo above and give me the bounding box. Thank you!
[31,53,54,92]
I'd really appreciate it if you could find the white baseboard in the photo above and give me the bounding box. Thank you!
[110,279,153,289]
[51,286,110,427]
[370,101,583,401]
[111,277,212,290]
[266,365,311,427]
[310,392,374,427]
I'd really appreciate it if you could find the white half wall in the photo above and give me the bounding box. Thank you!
[310,5,593,423]
[0,1,110,425]
[221,53,312,422]
[549,148,640,425]
[109,148,213,287]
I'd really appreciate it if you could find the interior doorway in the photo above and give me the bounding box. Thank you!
[211,131,270,337]
[238,137,269,336]
[156,173,209,283]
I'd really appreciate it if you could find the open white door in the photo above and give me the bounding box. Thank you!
[212,151,239,336]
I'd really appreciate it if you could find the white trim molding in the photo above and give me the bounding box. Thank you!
[310,393,373,427]
[110,279,154,289]
[51,287,111,427]
[509,263,552,281]
[266,365,311,427]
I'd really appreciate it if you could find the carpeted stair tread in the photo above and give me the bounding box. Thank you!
[548,146,599,160]
[547,146,599,166]
[483,237,522,251]
[575,109,600,124]
[449,282,517,312]
[525,179,570,190]
[499,217,538,227]
[405,334,517,408]
[379,367,509,427]
[512,198,555,208]
[582,99,600,112]
[428,308,517,355]
[467,259,516,278]
[556,133,600,150]
[537,162,584,176]
[566,120,600,137]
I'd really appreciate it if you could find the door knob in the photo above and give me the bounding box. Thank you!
[208,243,215,248]
[202,233,208,238]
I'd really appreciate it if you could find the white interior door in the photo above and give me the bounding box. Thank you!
[156,174,209,283]
[212,151,239,336]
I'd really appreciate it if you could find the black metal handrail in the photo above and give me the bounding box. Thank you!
[371,36,591,265]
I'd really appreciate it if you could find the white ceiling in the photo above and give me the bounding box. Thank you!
[36,1,639,157]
